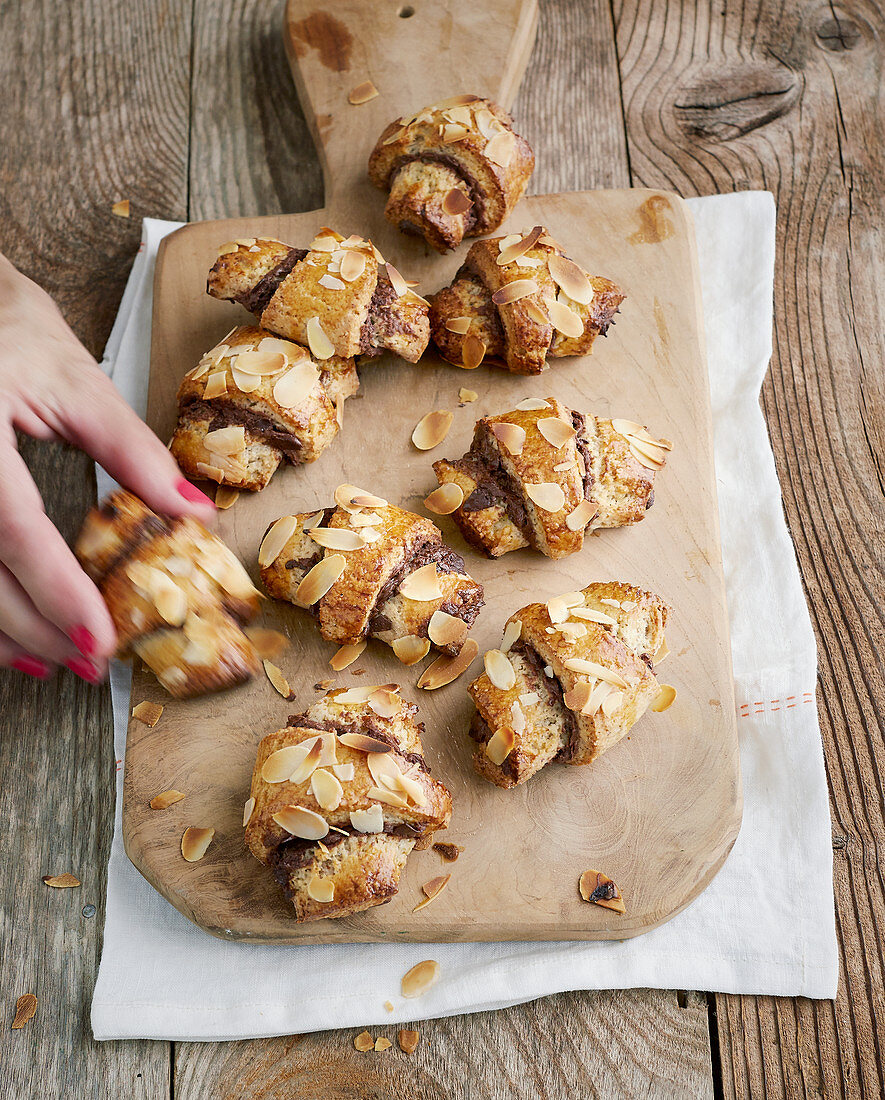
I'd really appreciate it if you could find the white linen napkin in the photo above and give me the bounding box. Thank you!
[90,193,838,1042]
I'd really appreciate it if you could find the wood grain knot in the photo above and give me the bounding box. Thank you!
[815,16,861,52]
[673,62,800,141]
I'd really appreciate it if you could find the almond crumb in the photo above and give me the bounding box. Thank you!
[42,873,81,888]
[383,1000,394,1012]
[374,1036,392,1051]
[111,199,130,218]
[132,700,164,727]
[398,1028,420,1053]
[353,1030,374,1052]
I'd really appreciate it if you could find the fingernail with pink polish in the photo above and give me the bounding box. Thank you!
[69,625,96,656]
[66,657,102,684]
[176,478,215,508]
[12,656,52,680]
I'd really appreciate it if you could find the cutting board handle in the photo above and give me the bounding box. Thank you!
[283,0,538,208]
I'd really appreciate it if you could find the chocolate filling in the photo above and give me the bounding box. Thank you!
[389,153,486,230]
[571,410,595,502]
[459,423,532,539]
[358,274,399,356]
[237,247,308,315]
[97,513,172,585]
[289,714,427,770]
[180,397,304,463]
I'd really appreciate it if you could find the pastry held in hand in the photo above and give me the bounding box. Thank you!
[468,582,671,788]
[75,490,261,698]
[170,326,359,492]
[367,94,534,253]
[207,230,430,363]
[431,397,669,559]
[245,686,453,921]
[259,486,484,662]
[429,228,625,374]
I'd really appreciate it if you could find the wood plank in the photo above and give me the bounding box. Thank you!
[611,0,885,1095]
[0,0,193,1093]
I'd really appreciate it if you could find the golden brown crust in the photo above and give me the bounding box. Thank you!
[432,399,666,559]
[468,582,670,788]
[368,95,534,252]
[170,326,357,491]
[245,689,452,921]
[206,232,430,363]
[75,491,261,698]
[259,492,484,658]
[429,230,626,374]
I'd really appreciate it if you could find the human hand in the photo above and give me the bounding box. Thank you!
[0,253,215,683]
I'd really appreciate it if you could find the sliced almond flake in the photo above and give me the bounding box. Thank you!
[367,783,409,808]
[333,685,382,704]
[502,619,522,651]
[537,417,576,448]
[600,597,621,608]
[442,187,472,215]
[584,679,614,714]
[496,225,543,266]
[332,762,355,782]
[525,482,565,512]
[273,805,329,840]
[544,297,584,339]
[491,279,538,306]
[546,591,585,623]
[519,692,540,706]
[361,526,382,544]
[385,262,409,298]
[255,336,294,356]
[309,527,367,551]
[412,410,453,450]
[651,684,677,712]
[154,577,188,626]
[350,804,384,833]
[347,511,383,528]
[428,610,468,649]
[112,199,130,218]
[307,874,335,903]
[579,869,626,913]
[274,361,320,408]
[242,797,255,827]
[563,658,629,688]
[510,701,526,734]
[217,241,239,256]
[418,637,478,689]
[11,994,37,1030]
[338,730,394,753]
[484,130,515,167]
[311,768,343,811]
[443,104,473,126]
[205,425,246,455]
[295,554,347,606]
[368,687,401,719]
[571,606,617,626]
[264,659,294,700]
[433,93,481,110]
[334,397,345,430]
[399,562,442,601]
[330,640,366,671]
[181,826,215,862]
[517,255,543,268]
[149,789,184,810]
[554,461,576,473]
[459,387,478,403]
[235,349,289,376]
[354,1030,374,1051]
[602,688,624,717]
[310,234,340,253]
[306,316,335,360]
[548,253,593,304]
[374,1036,392,1052]
[557,621,587,639]
[628,438,668,470]
[514,397,550,411]
[392,635,431,665]
[348,80,378,104]
[317,732,338,768]
[335,484,388,511]
[654,637,670,665]
[491,421,525,456]
[412,874,452,912]
[497,234,521,253]
[203,371,228,399]
[485,726,515,765]
[132,700,164,727]
[621,599,637,611]
[445,316,472,334]
[566,500,598,531]
[475,106,498,138]
[401,959,440,998]
[563,680,592,712]
[340,249,367,282]
[461,333,486,369]
[424,483,464,515]
[215,486,239,509]
[442,123,470,144]
[235,237,256,247]
[261,742,312,783]
[484,648,516,691]
[258,515,299,568]
[319,273,345,290]
[42,873,81,888]
[231,366,261,393]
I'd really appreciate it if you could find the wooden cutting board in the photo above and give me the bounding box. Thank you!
[124,0,741,944]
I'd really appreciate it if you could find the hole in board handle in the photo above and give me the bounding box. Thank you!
[398,4,415,16]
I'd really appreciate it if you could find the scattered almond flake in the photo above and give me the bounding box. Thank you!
[442,187,472,215]
[475,106,498,138]
[621,599,637,611]
[309,768,343,814]
[433,842,463,862]
[433,93,482,110]
[213,486,239,510]
[563,658,629,688]
[149,789,185,811]
[11,994,37,1030]
[216,241,239,256]
[418,637,478,689]
[392,634,431,665]
[497,233,521,253]
[335,484,389,511]
[412,410,453,450]
[496,225,543,266]
[235,237,256,247]
[290,739,325,784]
[557,621,587,640]
[354,1031,374,1052]
[442,122,470,144]
[195,460,225,484]
[424,482,464,515]
[566,500,598,531]
[231,366,261,393]
[154,577,188,626]
[428,610,468,650]
[350,804,384,833]
[628,437,668,470]
[491,279,538,306]
[348,80,378,105]
[544,296,584,339]
[132,700,164,727]
[181,826,215,862]
[519,692,540,708]
[501,619,522,651]
[554,461,575,473]
[307,874,335,903]
[514,397,550,411]
[338,727,394,752]
[274,361,320,408]
[347,511,383,528]
[546,591,585,623]
[485,726,515,765]
[235,349,289,376]
[460,333,486,369]
[262,743,308,783]
[295,554,347,607]
[571,606,617,626]
[255,335,294,356]
[309,527,367,551]
[399,562,442,601]
[548,253,593,304]
[398,1027,421,1053]
[242,797,256,827]
[374,1036,393,1052]
[245,628,290,659]
[367,783,409,808]
[333,684,386,704]
[368,686,401,719]
[445,316,471,335]
[315,678,335,691]
[310,233,340,253]
[600,597,621,608]
[537,416,576,448]
[203,371,228,400]
[484,648,516,691]
[332,762,355,782]
[205,425,245,455]
[273,804,329,840]
[458,387,477,403]
[563,680,593,712]
[602,688,624,718]
[263,659,294,700]
[484,130,515,167]
[330,640,366,671]
[319,273,345,290]
[112,199,130,218]
[401,959,440,999]
[579,869,626,913]
[384,1000,395,1013]
[654,637,670,665]
[491,421,525,456]
[304,316,334,360]
[385,262,409,298]
[651,684,677,712]
[510,701,526,734]
[42,873,81,888]
[413,873,452,912]
[339,249,368,283]
[525,482,565,512]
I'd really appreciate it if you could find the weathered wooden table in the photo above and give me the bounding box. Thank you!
[1,1,881,1096]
